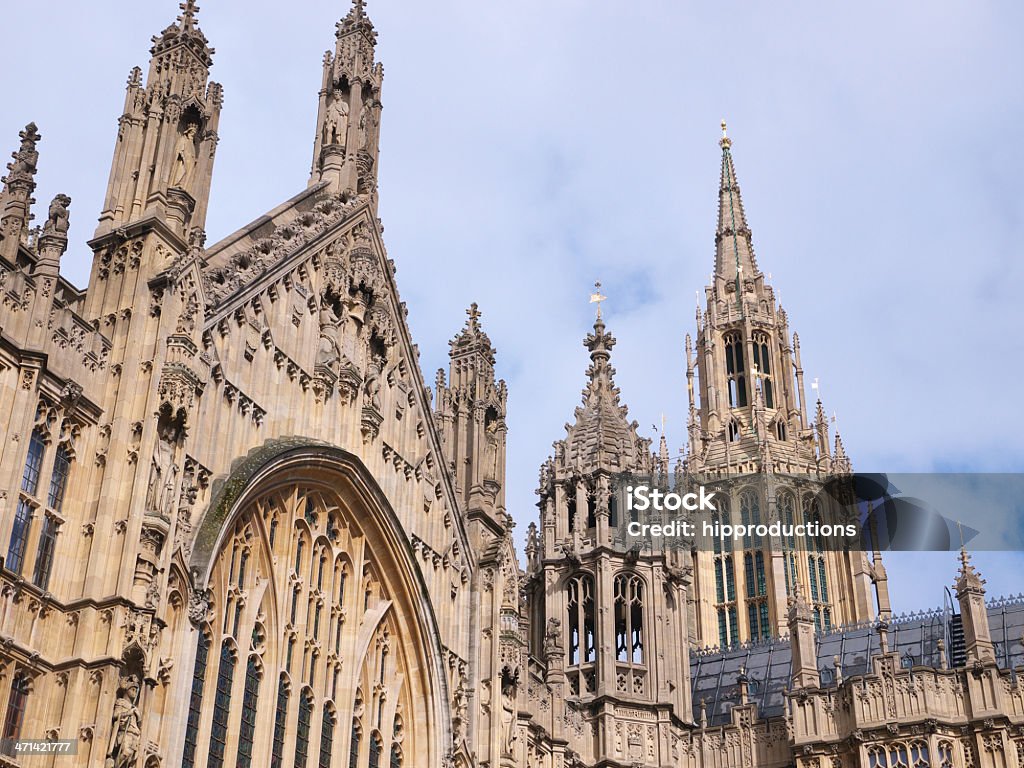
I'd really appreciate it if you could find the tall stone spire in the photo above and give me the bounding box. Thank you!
[93,0,223,241]
[311,0,384,201]
[715,120,759,285]
[685,123,879,648]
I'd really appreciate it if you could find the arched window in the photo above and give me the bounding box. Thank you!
[208,641,237,768]
[237,550,249,589]
[20,429,45,494]
[236,656,261,768]
[779,490,799,599]
[614,574,645,664]
[751,332,774,408]
[32,514,57,589]
[295,688,314,768]
[368,732,383,768]
[937,741,954,768]
[390,743,402,768]
[724,332,748,407]
[1,671,29,756]
[566,573,596,667]
[739,490,762,547]
[804,495,832,631]
[7,500,32,575]
[868,746,889,768]
[318,708,336,768]
[909,741,930,766]
[47,443,72,512]
[747,593,770,641]
[271,676,289,768]
[348,721,361,768]
[182,631,210,768]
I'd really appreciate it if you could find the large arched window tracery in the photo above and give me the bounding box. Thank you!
[184,450,442,768]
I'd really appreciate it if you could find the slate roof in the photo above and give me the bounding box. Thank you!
[690,594,1024,726]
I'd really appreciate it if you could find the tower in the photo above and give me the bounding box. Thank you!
[434,303,509,549]
[93,0,222,242]
[310,0,384,202]
[525,300,694,766]
[684,123,882,648]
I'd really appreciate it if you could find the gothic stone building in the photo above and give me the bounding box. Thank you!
[0,3,1022,768]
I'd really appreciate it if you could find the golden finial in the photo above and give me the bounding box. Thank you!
[589,280,607,320]
[720,119,732,149]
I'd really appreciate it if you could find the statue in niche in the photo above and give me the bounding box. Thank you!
[358,99,377,150]
[363,354,383,412]
[176,292,199,335]
[316,297,342,370]
[171,122,199,189]
[543,617,562,659]
[500,675,517,755]
[322,89,350,147]
[43,194,71,236]
[105,674,141,768]
[483,418,499,481]
[146,420,178,516]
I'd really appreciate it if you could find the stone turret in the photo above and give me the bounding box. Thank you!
[955,547,995,663]
[788,580,820,689]
[686,124,879,647]
[310,0,384,201]
[93,0,222,242]
[434,303,508,552]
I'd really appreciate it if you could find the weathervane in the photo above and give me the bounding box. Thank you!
[589,281,607,320]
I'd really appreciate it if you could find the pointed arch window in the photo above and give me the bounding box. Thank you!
[724,333,748,407]
[566,573,596,667]
[208,641,236,768]
[739,490,762,547]
[804,495,832,632]
[32,514,57,590]
[348,721,361,768]
[751,332,774,408]
[614,574,645,664]
[271,676,289,768]
[47,443,71,512]
[318,707,336,768]
[1,671,29,756]
[7,499,32,575]
[20,429,45,494]
[182,631,210,768]
[295,687,314,768]
[369,732,383,768]
[236,656,261,768]
[390,744,402,768]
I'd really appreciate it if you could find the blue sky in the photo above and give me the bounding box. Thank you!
[3,0,1022,614]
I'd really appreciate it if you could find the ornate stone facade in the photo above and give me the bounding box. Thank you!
[0,3,1020,768]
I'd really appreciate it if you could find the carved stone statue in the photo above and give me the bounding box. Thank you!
[364,355,383,412]
[43,194,71,236]
[358,99,377,150]
[317,299,341,370]
[105,674,141,768]
[543,617,562,659]
[146,421,178,515]
[500,676,517,754]
[483,418,499,481]
[322,89,350,147]
[172,123,199,189]
[6,123,40,182]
